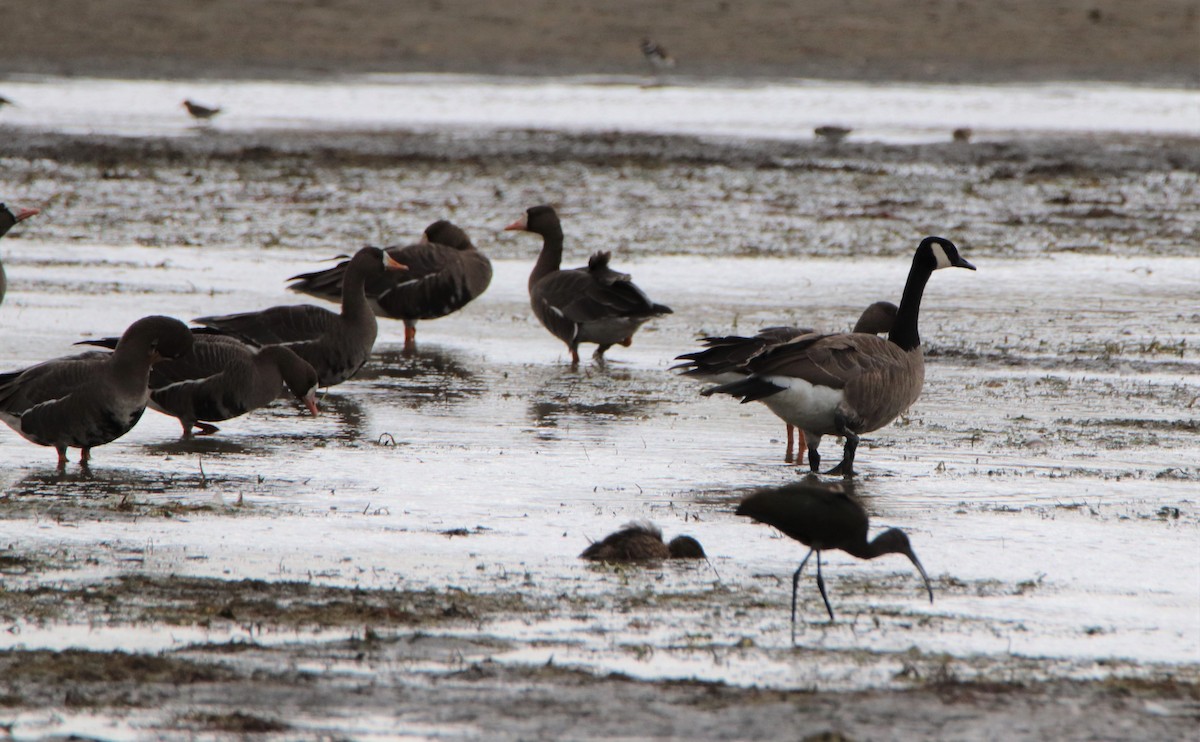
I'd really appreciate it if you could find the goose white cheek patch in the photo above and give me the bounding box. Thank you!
[931,242,953,269]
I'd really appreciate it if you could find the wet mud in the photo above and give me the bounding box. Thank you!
[0,126,1197,739]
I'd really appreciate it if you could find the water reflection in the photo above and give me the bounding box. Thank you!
[525,365,672,432]
[357,345,485,410]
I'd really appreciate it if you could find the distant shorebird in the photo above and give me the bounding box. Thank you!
[814,125,851,144]
[580,521,705,562]
[640,38,675,74]
[736,477,933,641]
[182,99,222,121]
[952,127,973,143]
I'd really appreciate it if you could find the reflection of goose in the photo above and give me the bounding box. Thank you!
[505,205,672,366]
[1,202,40,307]
[676,301,897,464]
[736,477,933,640]
[195,247,406,387]
[0,316,193,469]
[526,366,670,429]
[703,237,975,476]
[582,521,704,561]
[288,221,492,351]
[79,331,319,438]
[354,345,485,409]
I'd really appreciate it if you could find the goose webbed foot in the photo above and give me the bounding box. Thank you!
[593,345,611,366]
[828,413,859,477]
[193,422,220,437]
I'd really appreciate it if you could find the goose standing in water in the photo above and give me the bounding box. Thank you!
[505,205,672,366]
[675,301,897,464]
[0,202,40,307]
[79,332,319,439]
[287,220,491,351]
[0,315,194,469]
[703,236,975,476]
[195,246,406,387]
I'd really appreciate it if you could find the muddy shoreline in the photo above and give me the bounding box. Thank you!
[1,103,1198,738]
[5,0,1199,85]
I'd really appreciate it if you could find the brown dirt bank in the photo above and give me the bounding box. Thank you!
[3,0,1198,84]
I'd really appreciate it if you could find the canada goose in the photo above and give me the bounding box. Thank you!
[1,203,41,306]
[505,205,673,366]
[675,301,897,464]
[79,331,319,438]
[702,236,975,476]
[581,521,705,561]
[194,247,407,387]
[736,477,933,640]
[182,99,221,120]
[288,220,492,351]
[0,315,194,469]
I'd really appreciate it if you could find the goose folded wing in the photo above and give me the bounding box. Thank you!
[745,334,903,390]
[0,352,111,412]
[375,243,476,318]
[557,271,661,323]
[195,305,340,345]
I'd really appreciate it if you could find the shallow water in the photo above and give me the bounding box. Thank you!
[1,239,1196,691]
[0,74,1197,142]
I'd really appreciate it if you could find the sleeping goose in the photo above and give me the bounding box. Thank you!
[580,520,705,562]
[287,220,492,351]
[79,331,319,438]
[0,202,40,307]
[194,246,406,387]
[0,315,194,469]
[675,301,897,464]
[505,205,673,366]
[703,236,975,476]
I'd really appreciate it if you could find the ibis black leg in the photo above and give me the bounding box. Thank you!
[815,550,835,621]
[791,549,814,645]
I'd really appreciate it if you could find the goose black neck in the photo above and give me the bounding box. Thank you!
[340,261,371,320]
[529,222,565,287]
[888,255,934,352]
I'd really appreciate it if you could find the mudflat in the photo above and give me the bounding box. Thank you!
[3,0,1198,83]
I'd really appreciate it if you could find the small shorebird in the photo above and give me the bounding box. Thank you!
[952,127,973,143]
[640,38,675,77]
[183,99,222,121]
[814,125,851,144]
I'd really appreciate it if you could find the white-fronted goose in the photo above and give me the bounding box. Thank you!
[703,237,975,476]
[194,246,406,387]
[676,301,897,464]
[80,332,319,438]
[580,521,705,562]
[0,202,40,307]
[505,205,673,366]
[0,315,194,469]
[287,220,492,351]
[182,99,222,120]
[737,477,933,638]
